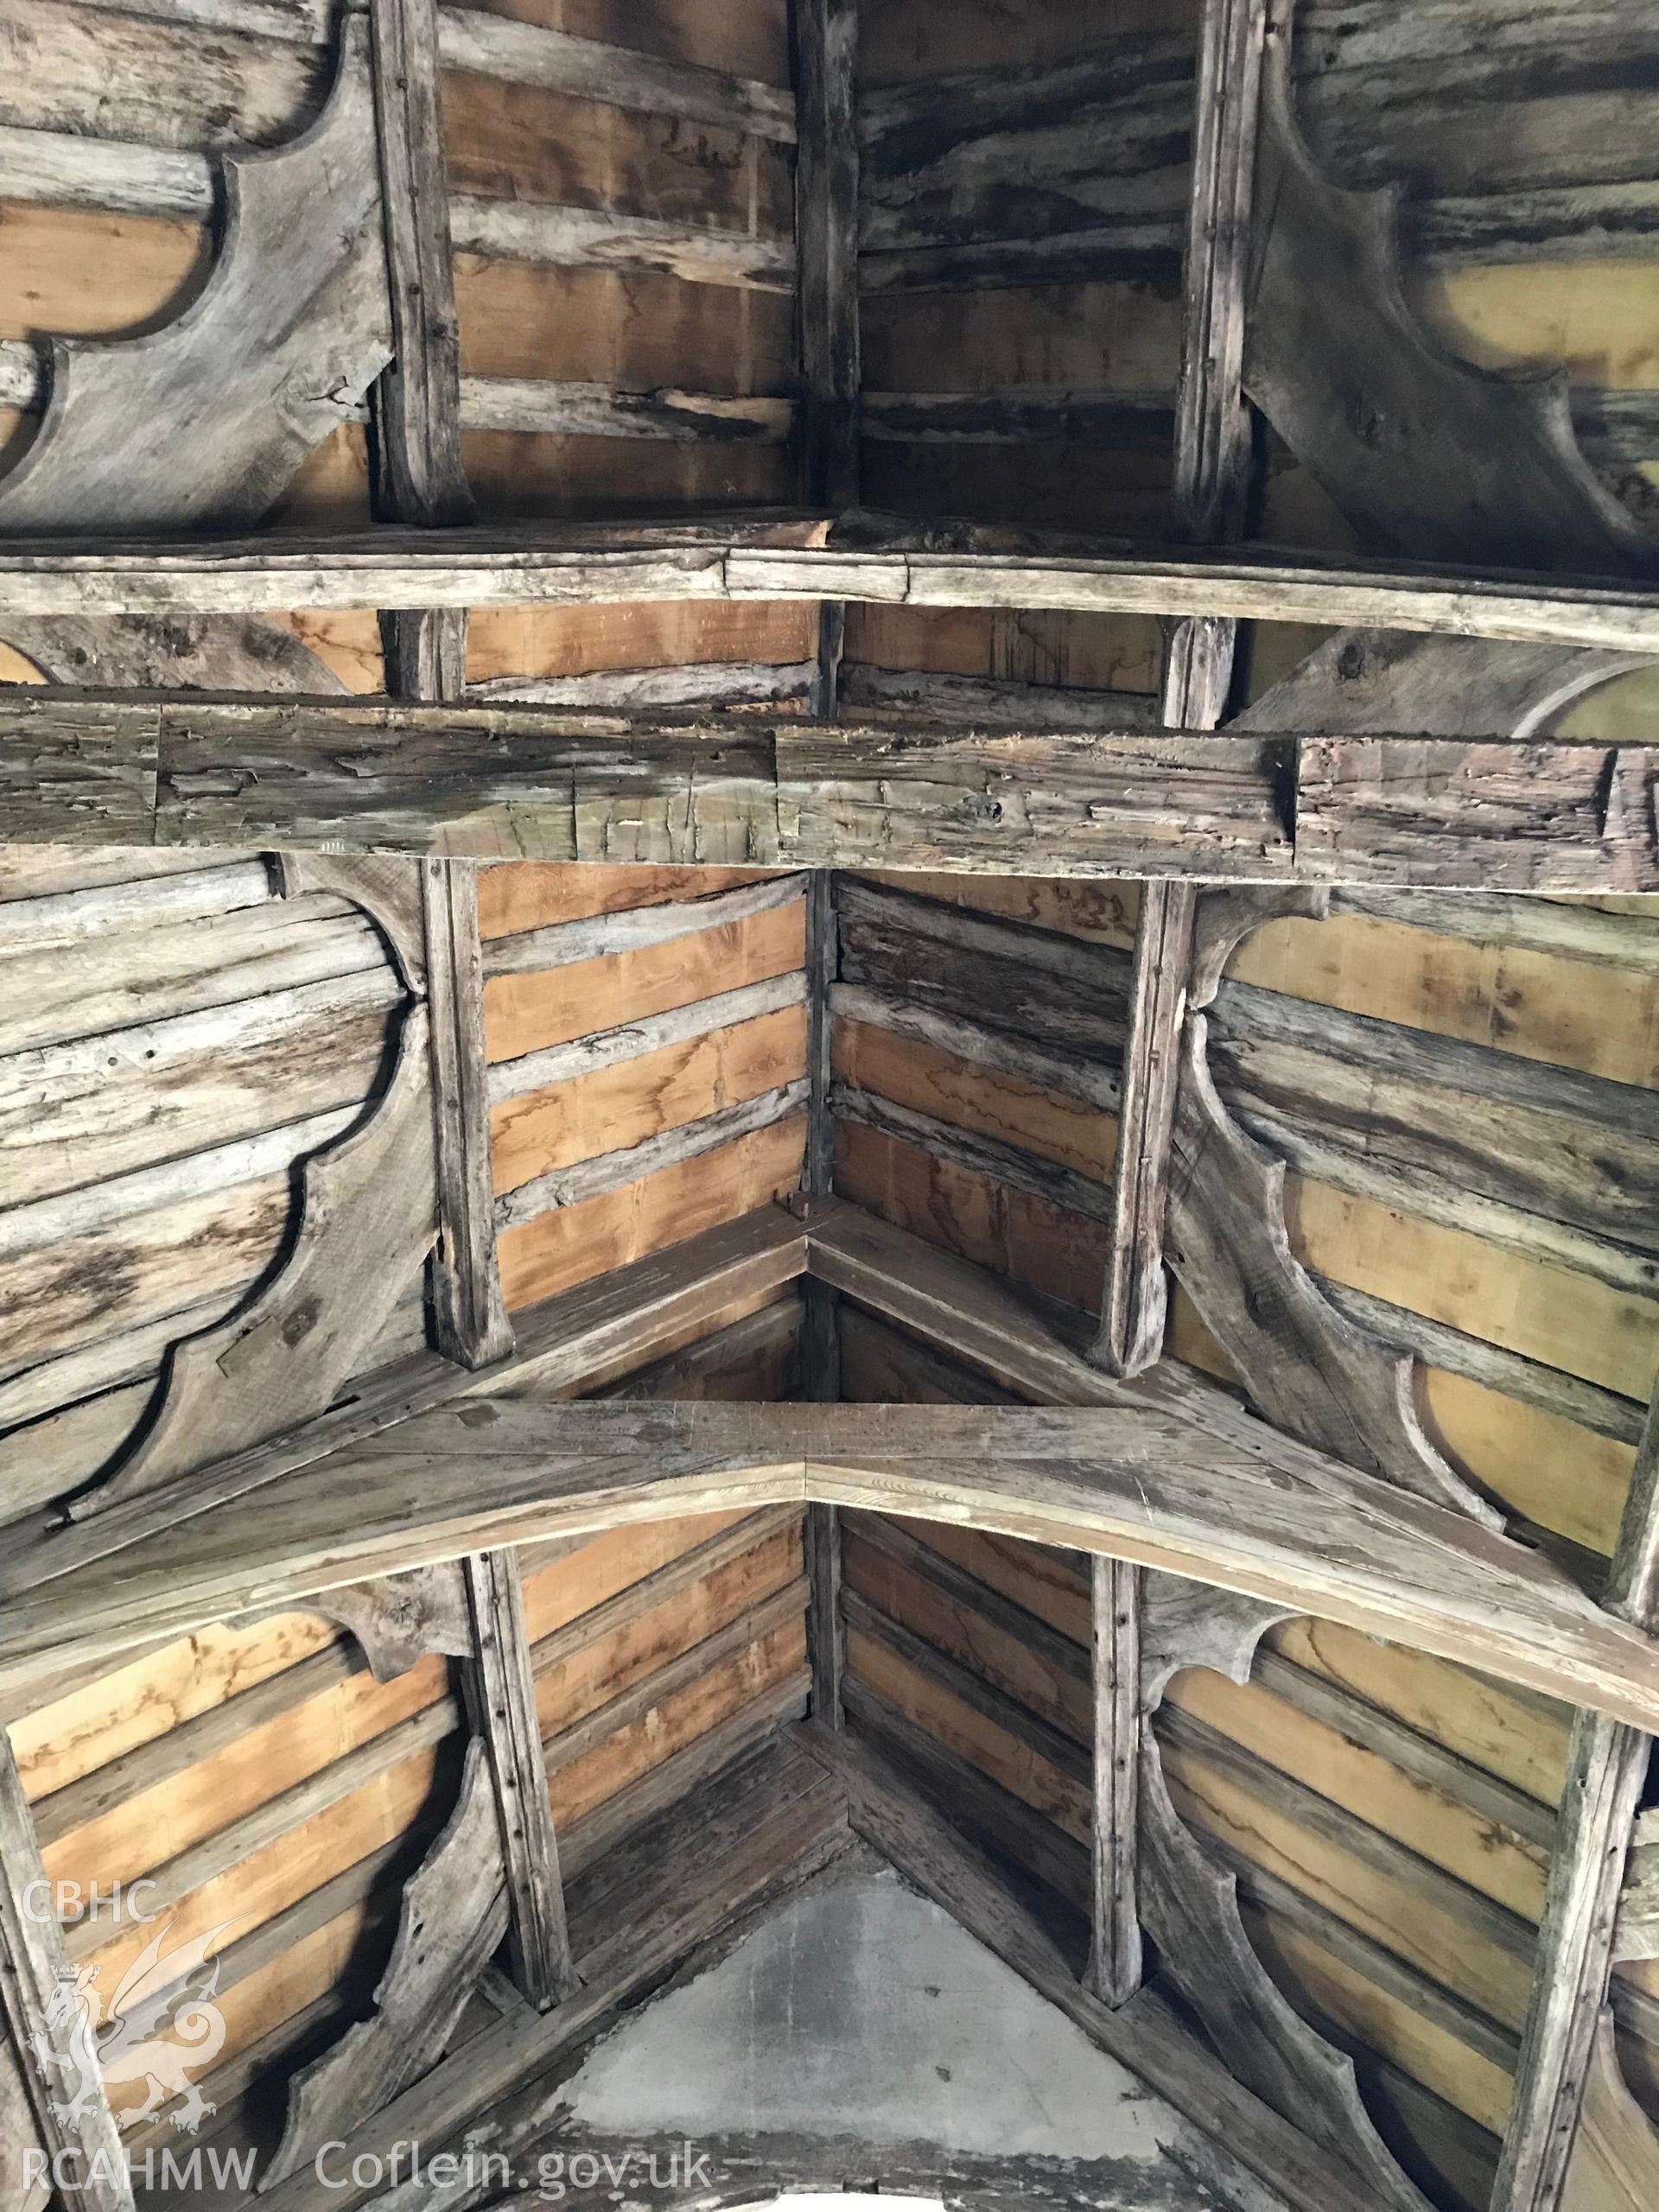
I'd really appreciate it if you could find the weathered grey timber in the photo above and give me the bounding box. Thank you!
[0,1203,811,1606]
[837,664,1163,729]
[1139,1576,1295,1709]
[12,1390,1659,1730]
[448,196,793,289]
[4,693,1653,886]
[0,20,390,531]
[69,1007,436,1516]
[795,0,861,509]
[1236,628,1655,742]
[456,378,794,444]
[1167,1015,1497,1522]
[461,1549,579,2008]
[832,1082,1116,1223]
[302,1562,473,1681]
[0,1738,133,2212]
[830,980,1122,1112]
[802,865,845,1730]
[423,863,513,1367]
[251,1736,849,2212]
[1559,2012,1659,2207]
[470,660,814,712]
[0,613,348,694]
[2,523,1658,646]
[1086,1557,1143,2007]
[483,874,803,977]
[433,8,795,141]
[1138,1742,1431,2212]
[264,1742,509,2184]
[1167,882,1501,1524]
[493,1081,809,1227]
[1243,18,1653,572]
[1494,1381,1659,2212]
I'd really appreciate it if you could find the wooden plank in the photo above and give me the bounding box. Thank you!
[1086,1555,1142,2006]
[0,524,1656,646]
[3,691,1651,886]
[11,1394,1659,1732]
[1494,1380,1659,2212]
[0,1738,132,2212]
[1093,0,1266,1376]
[461,1549,578,2008]
[795,0,861,510]
[423,861,512,1367]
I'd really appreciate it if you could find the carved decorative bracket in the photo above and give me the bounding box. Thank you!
[0,19,390,533]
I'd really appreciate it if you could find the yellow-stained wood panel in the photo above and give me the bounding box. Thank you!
[497,1116,805,1308]
[833,1019,1118,1183]
[442,73,792,235]
[1422,1368,1637,1560]
[834,1121,1109,1314]
[38,1659,449,1897]
[0,202,205,341]
[1229,914,1659,1090]
[480,861,784,940]
[464,0,791,85]
[1265,1618,1572,1810]
[461,430,791,519]
[1160,1745,1535,2032]
[520,1510,753,1643]
[854,873,1141,949]
[10,1614,344,1802]
[77,1742,451,2002]
[1165,1669,1549,1923]
[842,1529,1090,1745]
[536,1523,803,1738]
[1288,1179,1659,1403]
[547,1613,806,1827]
[493,1005,807,1192]
[1243,1903,1516,2139]
[847,1625,1089,1844]
[485,898,806,1063]
[467,601,816,690]
[456,258,794,390]
[843,602,1164,696]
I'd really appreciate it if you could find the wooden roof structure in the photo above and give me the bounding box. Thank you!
[0,3,1656,2210]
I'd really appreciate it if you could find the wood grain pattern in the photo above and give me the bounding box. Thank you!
[264,1739,506,2184]
[0,22,389,531]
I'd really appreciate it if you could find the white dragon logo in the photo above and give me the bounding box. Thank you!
[30,1918,232,2136]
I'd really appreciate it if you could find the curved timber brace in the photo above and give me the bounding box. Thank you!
[1135,1573,1432,2212]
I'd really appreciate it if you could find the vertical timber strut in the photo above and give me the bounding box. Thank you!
[461,1551,581,2009]
[1,1738,133,2211]
[794,0,861,722]
[1092,0,1267,1382]
[370,0,573,2012]
[795,0,858,1730]
[1493,1378,1659,2211]
[1084,0,1272,2018]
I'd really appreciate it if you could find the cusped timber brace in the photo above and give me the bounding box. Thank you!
[264,1737,510,2187]
[1243,11,1655,574]
[291,1563,473,1682]
[1235,631,1658,747]
[1561,2012,1659,2212]
[70,1001,438,1517]
[1139,1738,1433,2212]
[1140,1572,1294,1713]
[0,615,350,694]
[1166,980,1498,1527]
[278,852,430,993]
[0,16,390,532]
